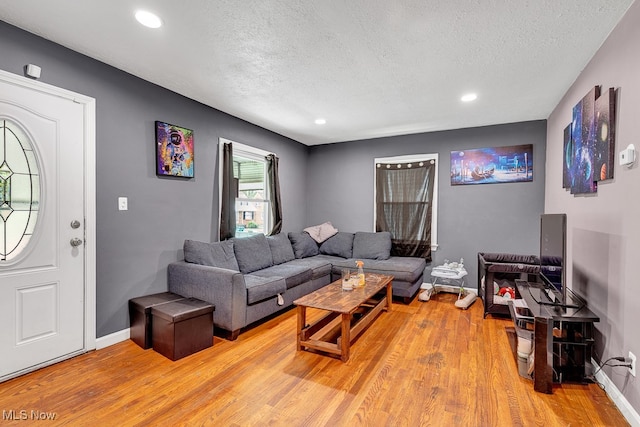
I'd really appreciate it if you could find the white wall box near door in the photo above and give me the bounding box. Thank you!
[0,69,96,382]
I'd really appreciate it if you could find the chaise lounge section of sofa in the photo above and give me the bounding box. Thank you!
[295,230,427,303]
[168,230,426,339]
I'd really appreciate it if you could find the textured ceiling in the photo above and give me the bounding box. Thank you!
[0,1,635,145]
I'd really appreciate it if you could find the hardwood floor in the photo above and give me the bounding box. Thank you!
[0,292,628,426]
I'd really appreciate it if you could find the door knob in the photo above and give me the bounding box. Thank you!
[70,238,83,247]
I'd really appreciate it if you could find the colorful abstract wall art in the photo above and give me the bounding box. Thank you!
[563,86,616,195]
[450,144,533,185]
[156,121,194,178]
[595,88,616,181]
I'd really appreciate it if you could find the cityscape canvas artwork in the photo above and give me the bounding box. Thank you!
[156,121,194,178]
[450,144,533,185]
[563,86,616,195]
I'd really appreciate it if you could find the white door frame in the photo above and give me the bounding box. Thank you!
[0,69,96,360]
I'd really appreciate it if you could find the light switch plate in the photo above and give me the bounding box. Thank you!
[118,197,128,211]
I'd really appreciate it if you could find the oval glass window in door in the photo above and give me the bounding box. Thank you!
[0,119,41,262]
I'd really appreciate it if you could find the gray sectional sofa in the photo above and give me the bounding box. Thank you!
[168,231,426,339]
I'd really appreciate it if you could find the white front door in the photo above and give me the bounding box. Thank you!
[0,70,95,381]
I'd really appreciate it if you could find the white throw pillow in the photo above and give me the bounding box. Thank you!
[304,222,339,243]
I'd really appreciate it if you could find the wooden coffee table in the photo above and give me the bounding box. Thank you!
[294,273,393,362]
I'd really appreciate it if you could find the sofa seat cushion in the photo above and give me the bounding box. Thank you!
[331,256,426,283]
[244,275,287,305]
[286,256,333,280]
[183,239,239,271]
[252,264,313,289]
[233,234,273,274]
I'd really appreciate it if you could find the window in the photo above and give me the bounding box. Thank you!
[374,154,438,260]
[234,153,267,237]
[219,139,274,238]
[0,119,41,263]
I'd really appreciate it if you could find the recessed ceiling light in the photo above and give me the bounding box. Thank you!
[461,93,478,102]
[135,10,163,28]
[315,118,326,125]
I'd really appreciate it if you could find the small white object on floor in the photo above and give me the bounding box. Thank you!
[454,292,477,309]
[419,288,433,302]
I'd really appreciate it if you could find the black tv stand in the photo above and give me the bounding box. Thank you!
[513,281,599,394]
[521,280,583,310]
[537,300,581,310]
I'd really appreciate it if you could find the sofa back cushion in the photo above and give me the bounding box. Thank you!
[288,232,319,258]
[319,232,354,259]
[352,232,392,260]
[267,232,295,264]
[233,234,274,274]
[183,239,239,271]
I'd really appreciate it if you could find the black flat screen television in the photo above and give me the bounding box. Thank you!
[539,213,565,297]
[537,213,581,309]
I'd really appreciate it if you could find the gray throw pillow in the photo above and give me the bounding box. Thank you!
[352,231,392,260]
[288,232,319,259]
[267,233,295,264]
[319,232,354,259]
[183,239,239,271]
[233,234,274,274]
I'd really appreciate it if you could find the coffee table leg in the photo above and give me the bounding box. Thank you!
[341,313,350,362]
[297,306,306,351]
[385,282,392,311]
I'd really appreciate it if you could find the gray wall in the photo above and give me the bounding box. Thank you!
[0,21,310,337]
[546,0,640,413]
[307,121,547,288]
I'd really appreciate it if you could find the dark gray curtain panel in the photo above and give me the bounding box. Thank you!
[219,142,236,240]
[266,154,282,235]
[375,160,435,261]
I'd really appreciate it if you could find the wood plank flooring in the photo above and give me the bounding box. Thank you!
[0,292,628,426]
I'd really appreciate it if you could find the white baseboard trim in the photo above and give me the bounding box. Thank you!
[95,328,130,350]
[593,358,640,427]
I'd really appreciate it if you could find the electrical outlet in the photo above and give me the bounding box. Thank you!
[629,352,636,377]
